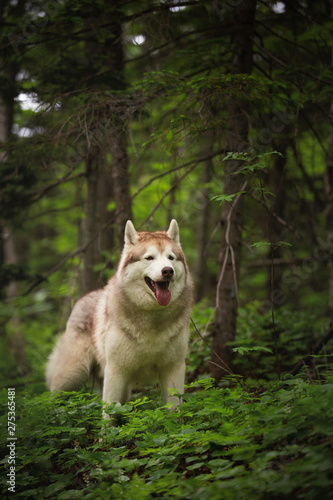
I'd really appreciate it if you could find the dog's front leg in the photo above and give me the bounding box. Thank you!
[102,360,130,418]
[160,362,185,410]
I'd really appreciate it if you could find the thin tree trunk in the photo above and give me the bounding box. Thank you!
[107,18,133,244]
[81,147,100,295]
[211,0,256,379]
[0,53,28,372]
[195,157,213,302]
[81,131,115,295]
[325,105,333,320]
[80,9,131,294]
[325,18,333,320]
[110,131,132,245]
[3,228,28,372]
[265,141,287,296]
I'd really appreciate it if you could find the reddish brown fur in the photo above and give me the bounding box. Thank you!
[122,231,186,270]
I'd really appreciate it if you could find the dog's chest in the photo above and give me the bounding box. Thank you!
[102,314,184,368]
[123,322,179,358]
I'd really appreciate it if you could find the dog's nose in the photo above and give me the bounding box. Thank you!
[162,266,174,278]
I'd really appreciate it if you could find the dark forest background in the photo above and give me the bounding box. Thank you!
[1,1,333,498]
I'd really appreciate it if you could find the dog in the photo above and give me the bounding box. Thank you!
[46,219,193,412]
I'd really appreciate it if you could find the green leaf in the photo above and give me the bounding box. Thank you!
[250,241,292,248]
[210,192,246,205]
[233,346,273,355]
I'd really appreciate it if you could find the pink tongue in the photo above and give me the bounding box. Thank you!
[155,283,171,306]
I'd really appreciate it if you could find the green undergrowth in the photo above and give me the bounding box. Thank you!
[188,303,331,382]
[1,304,332,498]
[1,374,333,499]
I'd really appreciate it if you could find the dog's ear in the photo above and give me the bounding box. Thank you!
[167,219,180,244]
[124,220,138,246]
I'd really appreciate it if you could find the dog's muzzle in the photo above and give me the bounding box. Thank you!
[145,274,172,306]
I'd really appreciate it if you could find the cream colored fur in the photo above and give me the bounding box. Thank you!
[46,220,193,413]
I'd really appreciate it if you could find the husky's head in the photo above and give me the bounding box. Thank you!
[118,220,188,308]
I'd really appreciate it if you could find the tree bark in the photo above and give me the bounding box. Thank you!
[110,130,132,246]
[3,227,28,372]
[107,17,133,245]
[325,18,333,320]
[265,141,287,297]
[81,145,113,295]
[0,40,28,372]
[211,0,256,379]
[195,155,213,302]
[80,10,131,294]
[325,104,333,320]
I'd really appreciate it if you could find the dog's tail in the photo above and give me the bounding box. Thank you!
[45,328,96,391]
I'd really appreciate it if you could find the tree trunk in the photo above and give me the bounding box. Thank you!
[3,227,28,372]
[211,0,256,379]
[81,145,113,295]
[325,19,333,320]
[107,17,133,245]
[195,156,213,302]
[0,53,28,372]
[110,131,133,246]
[325,102,333,320]
[80,10,131,294]
[265,141,287,297]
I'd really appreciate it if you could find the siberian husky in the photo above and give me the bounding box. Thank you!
[46,220,193,411]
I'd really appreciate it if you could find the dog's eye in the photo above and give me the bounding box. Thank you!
[168,256,174,261]
[145,256,154,261]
